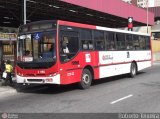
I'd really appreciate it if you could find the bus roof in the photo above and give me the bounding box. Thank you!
[58,20,150,36]
[20,20,150,36]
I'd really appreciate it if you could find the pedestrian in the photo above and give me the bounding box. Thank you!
[25,50,31,56]
[3,60,13,86]
[0,60,5,79]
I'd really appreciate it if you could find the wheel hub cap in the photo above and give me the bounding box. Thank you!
[83,74,90,84]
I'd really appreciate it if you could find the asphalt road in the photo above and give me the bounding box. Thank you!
[0,63,160,113]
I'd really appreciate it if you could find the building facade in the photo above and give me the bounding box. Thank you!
[131,0,160,8]
[122,0,132,4]
[154,0,160,6]
[0,33,17,67]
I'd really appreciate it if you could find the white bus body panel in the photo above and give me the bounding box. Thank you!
[99,51,151,79]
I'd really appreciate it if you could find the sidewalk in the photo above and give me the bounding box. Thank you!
[0,85,16,94]
[0,77,17,94]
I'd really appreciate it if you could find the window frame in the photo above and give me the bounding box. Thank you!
[94,30,105,51]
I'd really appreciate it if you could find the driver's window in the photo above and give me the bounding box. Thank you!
[60,33,79,62]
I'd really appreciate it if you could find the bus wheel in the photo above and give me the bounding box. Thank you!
[79,69,92,89]
[130,62,137,78]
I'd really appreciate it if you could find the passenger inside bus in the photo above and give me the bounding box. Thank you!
[109,42,115,50]
[49,44,54,51]
[40,35,56,59]
[41,44,55,59]
[96,41,104,50]
[60,37,70,62]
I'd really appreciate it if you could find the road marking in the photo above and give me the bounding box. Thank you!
[110,94,133,104]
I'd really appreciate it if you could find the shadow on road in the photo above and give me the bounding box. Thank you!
[92,72,145,86]
[15,83,79,94]
[14,72,146,94]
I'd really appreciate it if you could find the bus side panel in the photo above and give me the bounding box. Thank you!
[137,61,152,71]
[93,51,100,80]
[98,50,152,78]
[129,50,152,71]
[99,51,131,78]
[59,51,99,84]
[98,51,113,78]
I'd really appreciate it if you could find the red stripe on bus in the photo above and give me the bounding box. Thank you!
[98,59,151,67]
[58,20,96,29]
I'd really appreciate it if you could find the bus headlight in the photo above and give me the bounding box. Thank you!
[18,73,24,76]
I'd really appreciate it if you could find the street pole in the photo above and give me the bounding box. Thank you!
[147,0,148,33]
[24,0,26,24]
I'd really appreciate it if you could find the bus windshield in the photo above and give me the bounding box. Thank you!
[17,31,56,63]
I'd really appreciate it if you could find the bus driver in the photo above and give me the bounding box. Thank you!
[62,37,69,53]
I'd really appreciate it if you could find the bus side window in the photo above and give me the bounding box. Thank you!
[146,36,151,50]
[94,30,105,51]
[115,33,125,50]
[60,32,79,62]
[133,35,140,50]
[81,29,93,50]
[126,34,133,50]
[139,36,146,50]
[106,32,116,50]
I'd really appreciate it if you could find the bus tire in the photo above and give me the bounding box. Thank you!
[130,62,137,78]
[79,69,92,89]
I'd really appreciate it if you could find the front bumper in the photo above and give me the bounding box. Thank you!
[16,74,60,84]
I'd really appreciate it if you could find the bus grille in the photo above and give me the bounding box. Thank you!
[27,79,43,82]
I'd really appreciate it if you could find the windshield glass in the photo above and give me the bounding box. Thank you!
[17,31,56,63]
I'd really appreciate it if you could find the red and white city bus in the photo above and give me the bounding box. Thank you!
[16,20,152,89]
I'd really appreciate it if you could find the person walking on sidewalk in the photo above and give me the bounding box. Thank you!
[0,60,5,79]
[3,60,13,86]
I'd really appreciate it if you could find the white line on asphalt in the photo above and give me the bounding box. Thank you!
[110,94,133,104]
